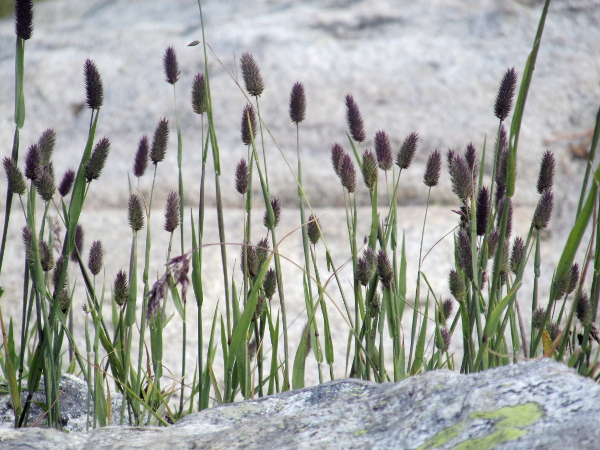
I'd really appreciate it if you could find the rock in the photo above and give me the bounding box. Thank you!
[0,0,598,220]
[0,360,599,449]
[0,374,124,432]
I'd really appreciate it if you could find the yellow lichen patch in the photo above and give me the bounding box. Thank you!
[418,403,543,449]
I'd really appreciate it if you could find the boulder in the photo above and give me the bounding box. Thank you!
[0,359,599,449]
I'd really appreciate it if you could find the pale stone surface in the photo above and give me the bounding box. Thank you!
[0,0,598,412]
[0,360,599,449]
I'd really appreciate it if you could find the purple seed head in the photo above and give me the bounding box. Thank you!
[289,81,306,124]
[163,46,180,85]
[345,94,365,143]
[374,130,393,171]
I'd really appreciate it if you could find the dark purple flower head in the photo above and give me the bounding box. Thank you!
[345,95,365,143]
[396,132,419,170]
[289,81,306,124]
[374,130,393,171]
[150,118,169,164]
[494,67,517,121]
[241,104,257,146]
[361,149,378,190]
[15,0,34,40]
[84,59,104,111]
[339,153,356,193]
[240,52,264,97]
[58,169,75,197]
[163,46,180,85]
[164,191,180,233]
[235,159,250,195]
[191,73,207,115]
[423,149,441,187]
[537,150,555,194]
[331,142,345,177]
[133,136,149,178]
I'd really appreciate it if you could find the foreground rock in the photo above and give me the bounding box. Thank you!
[0,359,598,449]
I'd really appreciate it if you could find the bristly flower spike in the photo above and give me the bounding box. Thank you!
[361,149,378,190]
[447,150,473,201]
[191,73,207,115]
[24,144,40,181]
[377,250,393,289]
[164,191,180,233]
[339,153,356,193]
[374,130,393,171]
[264,198,281,229]
[241,104,257,146]
[85,137,110,182]
[476,186,489,236]
[38,128,56,166]
[345,94,365,143]
[331,142,345,177]
[35,162,55,202]
[58,169,75,197]
[150,118,169,164]
[307,215,321,245]
[240,52,264,97]
[494,67,517,121]
[133,136,149,178]
[235,159,250,195]
[84,59,104,111]
[3,157,26,195]
[533,190,553,230]
[396,132,419,170]
[423,149,441,187]
[88,240,103,276]
[464,142,477,175]
[113,270,129,307]
[15,0,34,40]
[289,81,306,124]
[128,193,145,232]
[70,224,84,262]
[163,46,180,85]
[537,150,555,194]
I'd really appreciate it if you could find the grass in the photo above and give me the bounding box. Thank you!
[1,0,600,429]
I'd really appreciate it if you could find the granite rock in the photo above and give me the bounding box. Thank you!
[0,359,599,449]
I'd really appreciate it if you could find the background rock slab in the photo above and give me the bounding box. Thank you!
[0,359,599,449]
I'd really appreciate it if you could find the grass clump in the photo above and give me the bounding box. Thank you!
[1,0,600,431]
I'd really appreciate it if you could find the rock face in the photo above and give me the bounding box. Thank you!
[0,0,599,217]
[0,359,599,449]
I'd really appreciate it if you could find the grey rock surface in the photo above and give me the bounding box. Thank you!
[0,359,599,449]
[0,0,598,215]
[0,374,123,432]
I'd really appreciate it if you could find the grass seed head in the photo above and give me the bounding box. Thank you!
[339,153,356,193]
[345,94,365,143]
[35,162,55,202]
[532,307,546,329]
[374,130,393,171]
[447,150,473,201]
[164,191,180,233]
[476,186,489,236]
[15,0,34,40]
[235,159,250,195]
[163,46,180,85]
[263,268,277,300]
[576,291,592,326]
[331,142,345,177]
[289,81,306,124]
[86,137,110,182]
[361,149,378,190]
[84,59,104,111]
[128,193,145,232]
[241,104,257,146]
[88,240,103,276]
[150,118,169,164]
[307,215,321,245]
[3,157,26,195]
[39,240,54,272]
[113,270,129,307]
[38,128,56,166]
[456,229,473,280]
[396,132,419,170]
[494,67,517,121]
[423,149,442,187]
[191,73,207,115]
[510,236,525,275]
[448,269,465,302]
[25,144,41,181]
[70,224,84,262]
[533,190,553,231]
[537,150,555,194]
[240,52,264,97]
[377,250,393,290]
[264,198,281,229]
[133,136,149,178]
[58,168,75,197]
